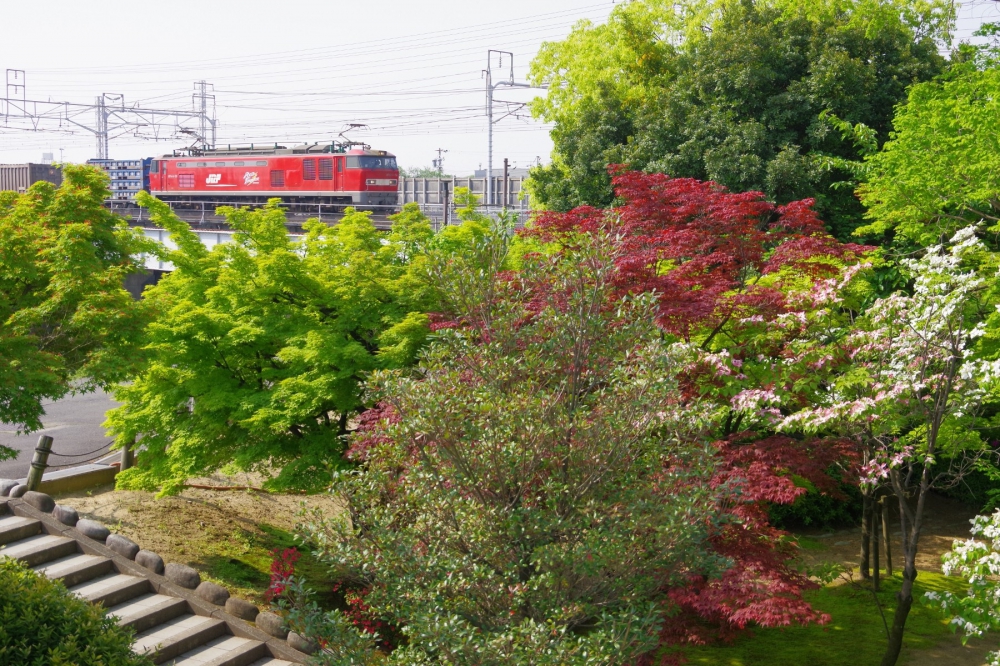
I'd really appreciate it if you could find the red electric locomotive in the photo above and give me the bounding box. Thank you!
[147,141,398,207]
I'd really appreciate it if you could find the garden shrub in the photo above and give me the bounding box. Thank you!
[284,222,723,665]
[0,558,152,666]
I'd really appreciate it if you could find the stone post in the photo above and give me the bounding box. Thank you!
[25,435,53,491]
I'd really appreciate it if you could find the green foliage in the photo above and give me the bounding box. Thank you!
[528,0,951,239]
[769,481,863,530]
[107,196,439,495]
[0,558,153,666]
[0,165,153,454]
[290,226,721,665]
[400,166,452,178]
[859,63,1000,245]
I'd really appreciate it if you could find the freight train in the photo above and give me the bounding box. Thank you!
[88,140,399,208]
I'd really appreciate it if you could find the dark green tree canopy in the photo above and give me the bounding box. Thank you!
[529,0,952,240]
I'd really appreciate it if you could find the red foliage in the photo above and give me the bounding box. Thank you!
[346,402,401,462]
[530,169,868,659]
[265,547,300,603]
[530,168,868,339]
[638,434,858,665]
[345,171,866,660]
[332,583,401,651]
[663,434,855,641]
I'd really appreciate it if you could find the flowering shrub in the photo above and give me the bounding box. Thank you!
[782,225,1000,665]
[929,511,1000,666]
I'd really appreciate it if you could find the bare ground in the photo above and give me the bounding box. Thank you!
[798,493,996,666]
[52,472,342,606]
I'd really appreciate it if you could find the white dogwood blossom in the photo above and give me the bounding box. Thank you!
[931,511,1000,666]
[780,225,997,485]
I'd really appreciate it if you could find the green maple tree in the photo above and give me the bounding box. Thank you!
[0,165,153,460]
[107,198,461,494]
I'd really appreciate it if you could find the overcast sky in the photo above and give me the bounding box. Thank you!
[0,0,995,175]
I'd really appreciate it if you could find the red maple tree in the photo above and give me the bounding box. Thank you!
[530,167,867,343]
[338,171,867,661]
[532,168,868,655]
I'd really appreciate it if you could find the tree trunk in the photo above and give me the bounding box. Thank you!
[882,496,893,577]
[882,462,931,666]
[860,491,873,579]
[880,568,915,666]
[872,500,881,592]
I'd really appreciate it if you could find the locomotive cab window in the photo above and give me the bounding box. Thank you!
[150,161,159,174]
[345,156,397,170]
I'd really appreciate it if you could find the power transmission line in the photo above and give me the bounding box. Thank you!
[0,73,218,157]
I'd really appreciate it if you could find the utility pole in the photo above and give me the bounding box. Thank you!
[95,95,108,159]
[4,69,25,114]
[503,157,509,209]
[484,50,533,211]
[193,80,216,148]
[432,147,448,175]
[442,179,451,228]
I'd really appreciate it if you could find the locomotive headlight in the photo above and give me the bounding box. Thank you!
[367,179,375,185]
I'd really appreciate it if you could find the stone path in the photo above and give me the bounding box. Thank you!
[0,494,310,665]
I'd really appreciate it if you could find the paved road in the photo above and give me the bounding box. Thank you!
[0,391,120,479]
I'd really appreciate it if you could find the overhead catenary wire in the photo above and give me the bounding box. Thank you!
[0,2,617,170]
[27,4,611,76]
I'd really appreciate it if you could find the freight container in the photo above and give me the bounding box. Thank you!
[0,163,63,193]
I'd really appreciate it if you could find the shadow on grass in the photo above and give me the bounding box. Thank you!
[673,572,968,666]
[191,522,338,609]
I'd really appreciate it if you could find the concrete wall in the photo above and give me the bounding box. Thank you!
[399,176,529,208]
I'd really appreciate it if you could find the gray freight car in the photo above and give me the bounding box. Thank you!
[0,163,63,193]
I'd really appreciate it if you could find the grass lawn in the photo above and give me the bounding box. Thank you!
[676,572,967,666]
[179,520,337,608]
